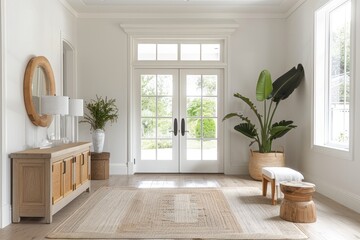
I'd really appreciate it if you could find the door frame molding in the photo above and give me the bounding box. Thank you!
[126,34,232,175]
[0,0,8,227]
[60,35,78,142]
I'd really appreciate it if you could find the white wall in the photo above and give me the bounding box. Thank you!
[227,18,287,174]
[1,0,77,227]
[284,0,360,213]
[76,18,286,175]
[77,19,128,174]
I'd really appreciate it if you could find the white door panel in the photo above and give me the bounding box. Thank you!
[179,69,223,173]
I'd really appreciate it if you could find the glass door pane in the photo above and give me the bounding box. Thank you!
[141,74,174,161]
[185,74,217,161]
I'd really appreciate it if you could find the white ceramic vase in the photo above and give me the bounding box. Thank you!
[92,129,105,153]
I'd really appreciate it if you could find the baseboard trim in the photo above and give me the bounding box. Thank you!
[109,163,128,175]
[225,163,248,175]
[305,173,360,214]
[1,203,11,228]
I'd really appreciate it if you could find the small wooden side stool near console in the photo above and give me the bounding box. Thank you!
[280,181,317,223]
[91,152,110,180]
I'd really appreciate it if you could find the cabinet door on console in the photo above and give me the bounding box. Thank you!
[63,157,73,197]
[52,161,63,204]
[74,154,82,189]
[81,151,90,183]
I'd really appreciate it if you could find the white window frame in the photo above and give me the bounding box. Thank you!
[313,0,355,160]
[133,39,225,66]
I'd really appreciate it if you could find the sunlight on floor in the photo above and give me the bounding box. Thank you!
[138,180,220,188]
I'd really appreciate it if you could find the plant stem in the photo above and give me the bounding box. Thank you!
[264,100,267,130]
[268,101,279,130]
[266,100,274,131]
[261,100,267,152]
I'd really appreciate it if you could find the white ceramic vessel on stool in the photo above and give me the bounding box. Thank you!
[92,129,105,153]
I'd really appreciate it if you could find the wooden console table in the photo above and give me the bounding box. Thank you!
[10,142,92,223]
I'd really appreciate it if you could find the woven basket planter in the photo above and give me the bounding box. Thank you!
[248,150,285,180]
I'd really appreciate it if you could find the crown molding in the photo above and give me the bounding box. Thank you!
[58,0,307,20]
[57,0,79,18]
[76,12,286,19]
[285,0,307,18]
[120,23,239,35]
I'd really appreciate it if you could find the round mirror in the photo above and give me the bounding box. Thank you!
[24,56,56,127]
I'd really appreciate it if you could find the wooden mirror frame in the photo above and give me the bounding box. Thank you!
[24,56,56,127]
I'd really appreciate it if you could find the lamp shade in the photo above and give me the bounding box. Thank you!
[69,99,84,116]
[41,96,69,115]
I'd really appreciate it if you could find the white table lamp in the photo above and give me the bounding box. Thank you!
[69,99,84,116]
[41,96,69,144]
[68,99,84,142]
[41,96,69,115]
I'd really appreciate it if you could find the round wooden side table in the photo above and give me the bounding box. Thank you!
[280,181,316,223]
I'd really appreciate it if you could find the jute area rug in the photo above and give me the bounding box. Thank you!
[47,187,307,239]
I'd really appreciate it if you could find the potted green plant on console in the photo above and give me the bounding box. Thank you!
[81,95,119,153]
[223,64,304,180]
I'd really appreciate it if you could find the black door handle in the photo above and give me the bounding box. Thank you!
[181,118,185,136]
[174,118,178,136]
[169,118,178,136]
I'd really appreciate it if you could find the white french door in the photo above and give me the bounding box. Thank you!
[134,69,179,173]
[179,69,223,173]
[134,69,223,173]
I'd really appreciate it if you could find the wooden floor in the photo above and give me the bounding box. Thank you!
[0,174,360,240]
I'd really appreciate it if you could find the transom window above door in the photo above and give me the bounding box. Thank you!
[136,40,223,62]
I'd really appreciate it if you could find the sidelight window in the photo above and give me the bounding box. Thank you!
[314,0,353,152]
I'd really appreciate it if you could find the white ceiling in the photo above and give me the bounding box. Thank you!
[82,0,287,5]
[62,0,306,17]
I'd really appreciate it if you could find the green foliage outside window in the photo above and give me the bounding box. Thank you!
[187,98,216,138]
[141,74,218,150]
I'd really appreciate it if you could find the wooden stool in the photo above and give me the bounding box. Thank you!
[91,152,110,180]
[280,181,317,223]
[262,167,304,205]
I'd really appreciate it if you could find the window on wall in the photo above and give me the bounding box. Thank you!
[137,42,222,61]
[314,0,352,152]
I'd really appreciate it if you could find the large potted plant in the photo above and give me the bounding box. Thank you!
[223,64,304,180]
[81,95,119,153]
